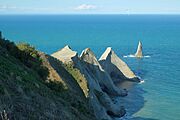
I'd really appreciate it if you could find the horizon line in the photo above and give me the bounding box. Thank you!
[1,13,180,15]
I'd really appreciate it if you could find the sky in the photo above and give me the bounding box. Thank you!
[0,0,180,14]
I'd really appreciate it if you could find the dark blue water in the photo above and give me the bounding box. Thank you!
[0,15,180,120]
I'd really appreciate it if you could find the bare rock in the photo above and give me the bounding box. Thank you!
[99,47,140,83]
[135,41,143,58]
[51,45,78,63]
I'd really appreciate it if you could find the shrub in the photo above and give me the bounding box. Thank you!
[36,66,49,80]
[0,39,49,80]
[46,81,67,93]
[0,85,5,95]
[16,43,49,80]
[17,43,38,59]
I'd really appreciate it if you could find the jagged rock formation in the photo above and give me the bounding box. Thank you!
[0,32,143,120]
[80,48,127,96]
[52,46,128,120]
[52,45,78,63]
[135,41,143,58]
[1,32,142,120]
[99,47,140,83]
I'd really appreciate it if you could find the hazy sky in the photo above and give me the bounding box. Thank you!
[0,0,180,14]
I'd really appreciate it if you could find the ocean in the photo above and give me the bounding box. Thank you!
[0,15,180,120]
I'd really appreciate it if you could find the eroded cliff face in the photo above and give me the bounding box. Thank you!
[0,33,139,120]
[51,45,78,63]
[99,47,140,83]
[51,46,138,120]
[80,48,127,96]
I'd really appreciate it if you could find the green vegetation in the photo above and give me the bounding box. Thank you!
[16,43,38,59]
[0,85,5,95]
[64,63,89,97]
[0,35,96,120]
[46,80,67,93]
[0,38,49,80]
[16,43,49,80]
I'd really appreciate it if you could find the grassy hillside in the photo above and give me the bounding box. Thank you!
[64,63,89,97]
[0,36,96,120]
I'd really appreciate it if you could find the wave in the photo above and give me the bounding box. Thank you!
[136,76,145,84]
[123,54,151,58]
[123,54,136,58]
[114,113,133,120]
[139,80,145,84]
[144,55,151,58]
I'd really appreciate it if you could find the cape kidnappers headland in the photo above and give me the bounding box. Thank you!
[0,33,140,120]
[52,45,141,120]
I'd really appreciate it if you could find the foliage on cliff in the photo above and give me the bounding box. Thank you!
[0,38,49,80]
[0,36,96,120]
[64,63,89,97]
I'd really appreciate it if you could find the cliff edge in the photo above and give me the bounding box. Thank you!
[99,47,140,83]
[52,46,128,120]
[0,35,96,120]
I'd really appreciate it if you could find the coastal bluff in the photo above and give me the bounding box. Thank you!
[0,32,140,120]
[99,47,140,83]
[0,35,97,120]
[52,45,140,120]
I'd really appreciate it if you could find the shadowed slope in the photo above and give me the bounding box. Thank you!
[0,36,96,120]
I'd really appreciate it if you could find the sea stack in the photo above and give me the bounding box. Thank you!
[99,47,140,83]
[135,41,143,58]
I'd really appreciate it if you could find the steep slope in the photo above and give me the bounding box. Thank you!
[0,37,96,120]
[80,48,127,96]
[52,46,127,120]
[99,47,140,83]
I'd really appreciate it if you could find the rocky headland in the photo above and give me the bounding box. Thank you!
[52,46,140,120]
[0,32,140,120]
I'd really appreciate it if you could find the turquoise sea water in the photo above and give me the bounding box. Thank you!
[0,15,180,120]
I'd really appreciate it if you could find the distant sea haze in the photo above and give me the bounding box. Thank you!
[0,15,180,120]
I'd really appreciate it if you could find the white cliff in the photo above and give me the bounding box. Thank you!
[51,45,78,63]
[51,46,127,120]
[80,48,127,96]
[99,47,140,83]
